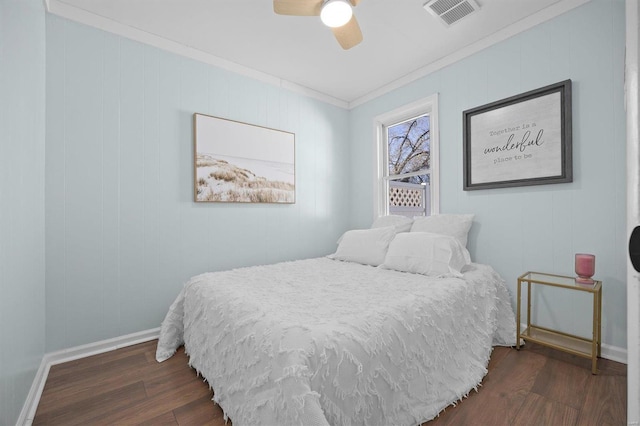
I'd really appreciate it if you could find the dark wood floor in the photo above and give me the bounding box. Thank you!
[33,340,626,425]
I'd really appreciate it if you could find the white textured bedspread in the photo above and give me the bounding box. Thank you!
[156,258,516,426]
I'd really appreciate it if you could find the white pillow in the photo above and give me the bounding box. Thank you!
[331,226,396,266]
[381,232,471,277]
[410,214,474,247]
[371,215,413,233]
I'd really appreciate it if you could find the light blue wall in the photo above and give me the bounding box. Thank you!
[44,16,351,352]
[349,0,627,349]
[0,0,46,424]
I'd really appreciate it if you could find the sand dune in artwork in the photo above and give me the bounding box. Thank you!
[196,153,294,203]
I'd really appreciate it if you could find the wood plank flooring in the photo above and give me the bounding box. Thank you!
[33,340,626,425]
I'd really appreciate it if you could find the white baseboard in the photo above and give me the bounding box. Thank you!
[16,327,160,426]
[16,355,51,426]
[601,343,628,364]
[519,323,627,364]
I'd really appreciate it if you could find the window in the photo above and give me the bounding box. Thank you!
[374,94,439,218]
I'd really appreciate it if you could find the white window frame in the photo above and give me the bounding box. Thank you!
[372,94,440,219]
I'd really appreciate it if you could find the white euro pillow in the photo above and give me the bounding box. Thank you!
[371,214,413,233]
[331,226,396,266]
[410,214,474,247]
[381,232,471,277]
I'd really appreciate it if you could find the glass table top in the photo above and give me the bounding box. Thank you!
[518,271,601,290]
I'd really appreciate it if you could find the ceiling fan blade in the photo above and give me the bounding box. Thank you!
[331,15,363,50]
[349,0,362,6]
[273,0,322,16]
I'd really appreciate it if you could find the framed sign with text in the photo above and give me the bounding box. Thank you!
[462,80,572,190]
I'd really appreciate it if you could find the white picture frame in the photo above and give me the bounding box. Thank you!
[193,113,295,203]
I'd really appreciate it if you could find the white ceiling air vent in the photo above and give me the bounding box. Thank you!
[423,0,480,27]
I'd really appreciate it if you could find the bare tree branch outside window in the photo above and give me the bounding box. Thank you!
[388,116,430,184]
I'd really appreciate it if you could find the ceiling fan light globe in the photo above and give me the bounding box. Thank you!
[320,0,353,28]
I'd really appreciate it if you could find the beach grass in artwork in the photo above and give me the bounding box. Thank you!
[196,153,294,203]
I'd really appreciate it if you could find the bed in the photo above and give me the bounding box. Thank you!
[156,215,517,425]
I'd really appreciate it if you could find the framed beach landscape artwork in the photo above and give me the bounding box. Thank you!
[193,113,295,203]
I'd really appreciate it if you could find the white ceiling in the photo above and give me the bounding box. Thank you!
[47,0,589,107]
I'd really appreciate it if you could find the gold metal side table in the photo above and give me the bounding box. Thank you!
[516,271,602,374]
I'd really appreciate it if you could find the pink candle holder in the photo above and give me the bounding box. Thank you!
[575,253,595,284]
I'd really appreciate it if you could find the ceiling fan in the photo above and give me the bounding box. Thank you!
[273,0,363,50]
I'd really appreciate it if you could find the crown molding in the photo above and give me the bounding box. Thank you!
[44,0,590,111]
[43,0,349,110]
[348,0,591,109]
